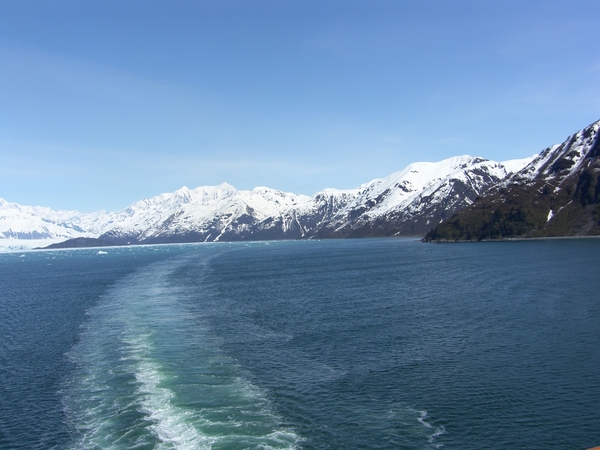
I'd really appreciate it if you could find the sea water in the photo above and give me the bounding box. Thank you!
[0,238,599,449]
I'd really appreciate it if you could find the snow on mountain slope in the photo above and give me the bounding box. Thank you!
[0,198,111,240]
[509,119,600,184]
[251,188,361,239]
[311,155,522,237]
[500,155,536,174]
[355,156,508,212]
[100,183,312,243]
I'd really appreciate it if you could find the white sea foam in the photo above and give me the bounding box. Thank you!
[135,358,214,450]
[416,410,446,448]
[63,256,301,449]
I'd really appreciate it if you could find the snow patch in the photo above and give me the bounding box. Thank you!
[501,155,537,173]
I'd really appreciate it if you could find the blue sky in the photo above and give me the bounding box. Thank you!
[1,0,599,212]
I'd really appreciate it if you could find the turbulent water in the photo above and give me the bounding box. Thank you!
[0,238,599,449]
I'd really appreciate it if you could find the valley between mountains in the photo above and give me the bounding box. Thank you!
[1,119,599,249]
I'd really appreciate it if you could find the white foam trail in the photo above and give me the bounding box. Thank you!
[135,357,214,450]
[64,255,301,449]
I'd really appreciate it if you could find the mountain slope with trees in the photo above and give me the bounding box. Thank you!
[424,119,600,241]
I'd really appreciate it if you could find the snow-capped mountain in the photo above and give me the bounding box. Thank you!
[0,198,111,240]
[1,153,533,249]
[425,119,600,241]
[310,155,532,238]
[100,184,311,244]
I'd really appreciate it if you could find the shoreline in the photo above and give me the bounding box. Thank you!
[425,234,600,243]
[3,233,599,253]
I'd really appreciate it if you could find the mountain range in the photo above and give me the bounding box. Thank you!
[3,118,598,248]
[1,155,531,248]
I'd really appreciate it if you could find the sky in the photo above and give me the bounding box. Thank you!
[1,0,599,212]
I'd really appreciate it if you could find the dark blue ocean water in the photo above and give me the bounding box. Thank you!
[0,238,599,449]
